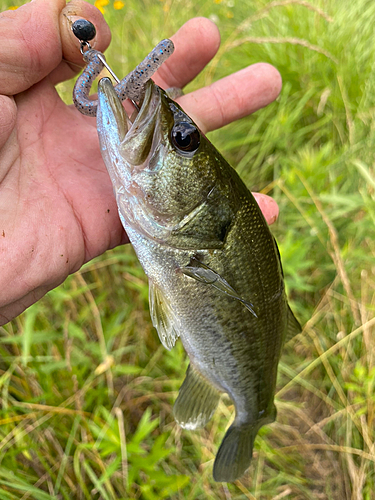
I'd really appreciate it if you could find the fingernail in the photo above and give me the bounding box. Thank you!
[66,15,87,29]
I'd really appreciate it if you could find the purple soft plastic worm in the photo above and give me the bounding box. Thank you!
[73,39,175,117]
[73,50,105,117]
[114,39,174,101]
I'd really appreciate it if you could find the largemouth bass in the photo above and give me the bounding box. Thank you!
[94,75,301,482]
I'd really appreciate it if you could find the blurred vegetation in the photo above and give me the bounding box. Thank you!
[1,0,375,498]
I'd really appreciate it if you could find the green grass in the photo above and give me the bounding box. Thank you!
[1,0,375,498]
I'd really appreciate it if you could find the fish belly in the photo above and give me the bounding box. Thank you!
[126,225,286,423]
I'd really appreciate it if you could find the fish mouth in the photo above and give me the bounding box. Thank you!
[97,77,163,169]
[121,80,164,167]
[130,79,162,126]
[97,77,172,235]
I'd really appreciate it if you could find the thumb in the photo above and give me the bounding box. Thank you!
[54,0,111,85]
[0,0,111,95]
[0,0,65,95]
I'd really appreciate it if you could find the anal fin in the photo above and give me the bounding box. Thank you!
[174,364,220,430]
[149,280,180,350]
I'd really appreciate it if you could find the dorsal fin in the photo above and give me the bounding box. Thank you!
[285,304,302,342]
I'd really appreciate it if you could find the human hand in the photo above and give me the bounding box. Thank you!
[0,0,281,325]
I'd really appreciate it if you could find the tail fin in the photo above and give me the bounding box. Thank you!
[213,422,258,482]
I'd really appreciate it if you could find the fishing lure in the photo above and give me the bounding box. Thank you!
[71,19,174,116]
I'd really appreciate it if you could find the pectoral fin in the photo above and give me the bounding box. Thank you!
[174,364,220,430]
[182,258,257,318]
[149,280,180,350]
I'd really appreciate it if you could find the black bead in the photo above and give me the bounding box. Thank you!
[72,19,96,42]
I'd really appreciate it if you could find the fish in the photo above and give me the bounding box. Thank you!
[71,34,301,480]
[93,74,302,482]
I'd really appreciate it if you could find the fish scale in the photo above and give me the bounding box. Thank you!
[73,42,301,482]
[94,78,301,482]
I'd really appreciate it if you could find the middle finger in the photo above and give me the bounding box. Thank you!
[153,17,221,90]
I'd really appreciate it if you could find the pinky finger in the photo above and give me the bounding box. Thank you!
[252,193,279,225]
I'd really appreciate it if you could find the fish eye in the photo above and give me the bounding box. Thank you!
[171,122,200,154]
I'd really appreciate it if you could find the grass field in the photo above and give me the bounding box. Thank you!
[1,0,375,498]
